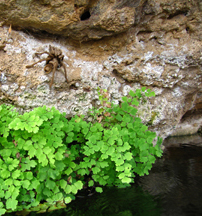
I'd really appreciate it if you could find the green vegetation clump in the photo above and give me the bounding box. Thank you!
[0,87,162,215]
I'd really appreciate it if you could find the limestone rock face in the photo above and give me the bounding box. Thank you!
[0,0,202,140]
[0,0,139,41]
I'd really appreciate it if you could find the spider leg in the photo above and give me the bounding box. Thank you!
[35,51,50,56]
[26,58,49,68]
[49,64,57,88]
[61,62,69,83]
[49,59,58,88]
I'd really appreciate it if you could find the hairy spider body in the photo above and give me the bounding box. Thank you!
[26,45,68,87]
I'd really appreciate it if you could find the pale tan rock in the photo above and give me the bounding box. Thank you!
[0,0,144,41]
[96,7,135,33]
[0,0,202,141]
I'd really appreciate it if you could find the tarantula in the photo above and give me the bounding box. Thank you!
[26,45,68,87]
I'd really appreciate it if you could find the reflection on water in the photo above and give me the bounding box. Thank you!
[139,145,202,216]
[27,186,161,216]
[6,135,202,216]
[57,186,162,216]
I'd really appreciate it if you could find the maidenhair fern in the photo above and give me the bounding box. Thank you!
[0,87,162,215]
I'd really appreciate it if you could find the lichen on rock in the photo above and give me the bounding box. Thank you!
[0,0,202,141]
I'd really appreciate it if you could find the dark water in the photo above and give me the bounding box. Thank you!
[7,135,202,216]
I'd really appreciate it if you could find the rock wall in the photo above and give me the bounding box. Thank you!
[0,0,202,140]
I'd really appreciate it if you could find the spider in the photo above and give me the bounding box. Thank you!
[26,45,68,87]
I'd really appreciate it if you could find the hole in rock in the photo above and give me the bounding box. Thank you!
[80,10,91,21]
[181,103,202,121]
[112,69,119,75]
[167,10,189,19]
[70,83,78,90]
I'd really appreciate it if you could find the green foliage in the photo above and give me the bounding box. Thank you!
[84,87,162,188]
[0,87,162,215]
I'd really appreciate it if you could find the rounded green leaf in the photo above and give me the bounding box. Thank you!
[0,208,6,215]
[92,167,101,174]
[1,169,10,179]
[13,180,21,186]
[88,180,94,187]
[65,167,73,175]
[26,172,33,180]
[141,87,146,92]
[95,187,103,193]
[46,179,56,189]
[71,185,78,194]
[64,196,72,204]
[60,179,67,190]
[64,185,72,194]
[6,198,18,210]
[22,180,30,189]
[74,180,83,190]
[118,173,125,179]
[4,178,13,186]
[122,177,132,184]
[43,188,52,197]
[30,179,40,189]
